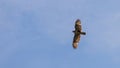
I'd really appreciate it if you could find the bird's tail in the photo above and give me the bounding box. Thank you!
[81,32,86,35]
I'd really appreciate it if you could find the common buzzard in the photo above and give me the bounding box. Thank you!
[72,19,86,49]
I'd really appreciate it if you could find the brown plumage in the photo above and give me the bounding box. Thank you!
[72,19,86,49]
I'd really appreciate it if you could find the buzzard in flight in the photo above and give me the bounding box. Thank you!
[72,19,86,49]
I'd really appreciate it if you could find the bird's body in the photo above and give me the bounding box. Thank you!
[72,19,86,49]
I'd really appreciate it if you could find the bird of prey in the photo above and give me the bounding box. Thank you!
[72,19,86,49]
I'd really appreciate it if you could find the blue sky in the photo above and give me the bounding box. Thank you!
[0,0,120,68]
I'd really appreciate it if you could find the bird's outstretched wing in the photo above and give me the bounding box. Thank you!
[72,19,81,49]
[72,32,80,49]
[72,19,86,49]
